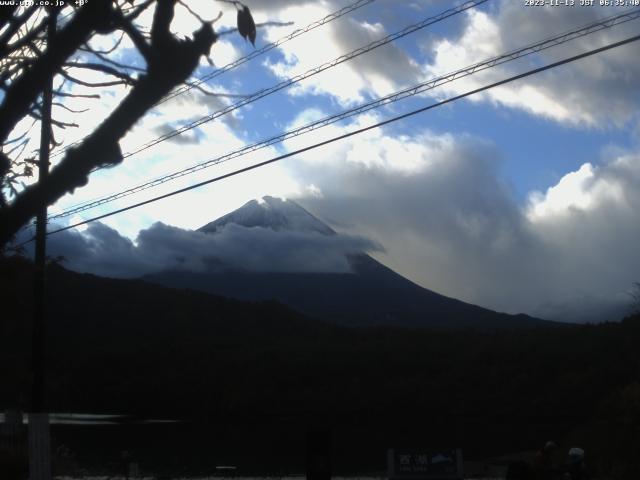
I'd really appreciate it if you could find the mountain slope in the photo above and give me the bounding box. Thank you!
[144,197,557,330]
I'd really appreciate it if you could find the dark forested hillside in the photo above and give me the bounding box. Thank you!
[1,255,639,476]
[144,254,557,331]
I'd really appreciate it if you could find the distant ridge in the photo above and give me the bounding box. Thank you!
[145,196,559,330]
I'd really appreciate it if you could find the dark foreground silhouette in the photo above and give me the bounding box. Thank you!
[1,256,639,477]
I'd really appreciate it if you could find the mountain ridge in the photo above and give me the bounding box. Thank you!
[144,196,559,330]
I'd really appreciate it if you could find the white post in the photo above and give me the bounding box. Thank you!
[28,413,52,480]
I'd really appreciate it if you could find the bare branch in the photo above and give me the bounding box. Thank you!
[1,15,47,58]
[0,5,39,54]
[150,0,176,49]
[179,1,222,25]
[26,39,44,56]
[52,102,90,114]
[53,90,101,99]
[124,0,156,22]
[0,5,18,33]
[82,31,125,55]
[79,45,146,72]
[59,69,129,88]
[64,61,138,85]
[50,127,63,148]
[0,0,115,143]
[5,138,29,157]
[2,120,37,146]
[0,4,218,245]
[29,108,79,129]
[115,10,153,63]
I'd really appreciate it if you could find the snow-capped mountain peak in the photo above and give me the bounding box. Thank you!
[198,196,335,236]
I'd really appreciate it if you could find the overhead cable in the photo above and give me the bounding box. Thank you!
[92,0,489,161]
[37,32,640,239]
[50,0,376,158]
[160,0,376,104]
[50,8,640,221]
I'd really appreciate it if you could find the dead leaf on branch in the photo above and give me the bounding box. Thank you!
[237,4,256,46]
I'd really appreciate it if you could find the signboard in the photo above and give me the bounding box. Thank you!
[388,448,463,480]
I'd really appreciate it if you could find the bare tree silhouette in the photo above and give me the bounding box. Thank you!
[0,0,257,247]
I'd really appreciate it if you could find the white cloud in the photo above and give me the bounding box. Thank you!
[527,163,597,219]
[527,162,627,220]
[423,2,640,127]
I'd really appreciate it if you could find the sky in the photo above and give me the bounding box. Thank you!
[7,0,640,323]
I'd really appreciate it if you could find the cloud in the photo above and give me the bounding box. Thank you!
[423,2,640,127]
[281,110,640,322]
[47,79,297,240]
[34,220,381,279]
[32,105,640,323]
[43,222,141,279]
[261,2,422,104]
[11,2,638,325]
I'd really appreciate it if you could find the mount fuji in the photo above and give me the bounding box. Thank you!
[144,196,556,330]
[199,195,335,236]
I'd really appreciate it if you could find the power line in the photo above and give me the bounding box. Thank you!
[159,0,376,105]
[50,0,376,159]
[48,0,488,217]
[49,8,640,221]
[81,0,489,163]
[38,33,640,239]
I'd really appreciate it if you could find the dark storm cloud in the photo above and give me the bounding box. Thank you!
[496,0,640,127]
[258,0,423,102]
[153,124,202,145]
[328,15,423,89]
[38,221,381,279]
[290,130,640,323]
[423,0,640,127]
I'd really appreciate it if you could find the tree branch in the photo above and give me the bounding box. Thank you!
[0,13,218,246]
[29,108,79,129]
[80,43,146,72]
[53,90,101,99]
[124,0,156,22]
[64,61,138,84]
[0,15,47,58]
[0,0,115,143]
[82,31,125,55]
[0,5,18,33]
[59,67,133,88]
[115,11,153,63]
[0,5,39,55]
[52,102,90,114]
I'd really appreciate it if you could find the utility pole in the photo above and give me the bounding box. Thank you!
[29,7,57,480]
